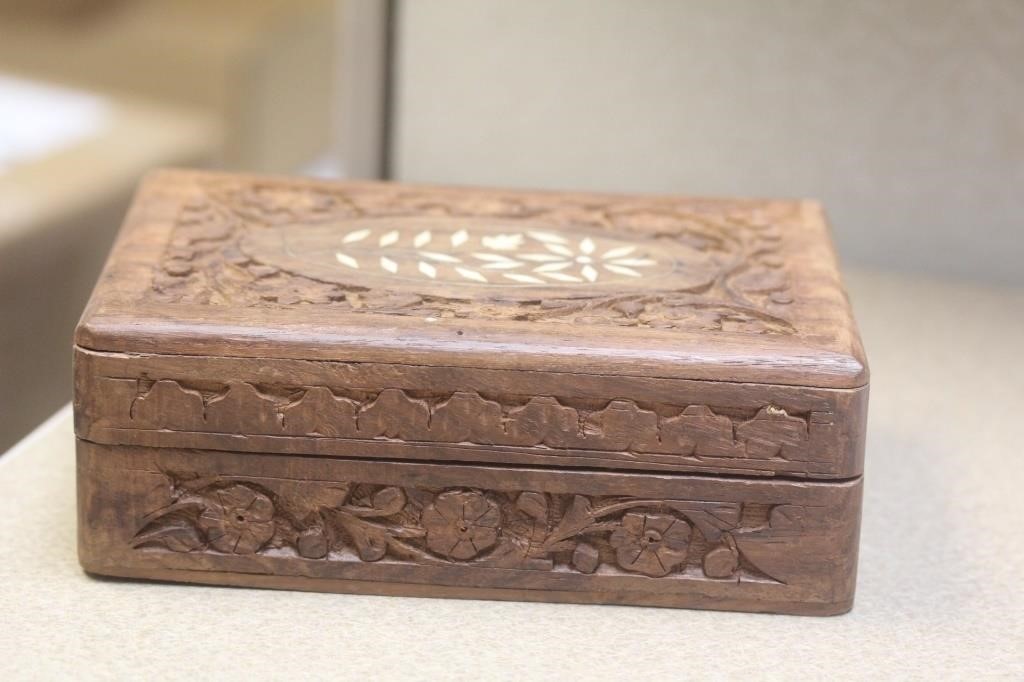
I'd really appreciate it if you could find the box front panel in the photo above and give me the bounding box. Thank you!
[77,441,861,615]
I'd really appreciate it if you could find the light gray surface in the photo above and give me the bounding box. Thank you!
[1,270,1022,680]
[393,0,1024,285]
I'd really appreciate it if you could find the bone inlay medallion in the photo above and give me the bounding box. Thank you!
[336,223,658,285]
[239,216,720,292]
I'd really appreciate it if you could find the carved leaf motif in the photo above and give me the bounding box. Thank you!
[659,405,739,457]
[572,542,601,574]
[666,503,742,543]
[131,510,203,552]
[206,383,281,434]
[273,480,350,519]
[430,392,504,444]
[282,387,358,437]
[585,400,660,451]
[505,397,579,447]
[769,504,805,531]
[737,407,808,458]
[131,381,205,431]
[702,535,740,578]
[402,487,435,510]
[297,526,329,559]
[336,515,390,562]
[223,184,347,226]
[548,495,596,547]
[730,505,811,583]
[357,389,430,439]
[474,533,543,569]
[516,491,548,521]
[731,268,788,294]
[369,487,406,516]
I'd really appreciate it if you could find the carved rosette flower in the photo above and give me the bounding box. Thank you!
[421,490,501,560]
[609,512,691,577]
[196,485,276,554]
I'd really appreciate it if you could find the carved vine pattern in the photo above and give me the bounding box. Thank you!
[153,181,798,334]
[133,475,805,583]
[128,379,831,462]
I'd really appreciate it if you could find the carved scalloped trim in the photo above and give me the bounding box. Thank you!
[127,379,831,463]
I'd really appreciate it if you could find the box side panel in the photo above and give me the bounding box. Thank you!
[75,347,867,479]
[77,440,862,616]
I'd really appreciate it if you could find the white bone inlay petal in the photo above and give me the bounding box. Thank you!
[481,233,524,251]
[472,252,518,262]
[413,230,431,248]
[335,252,358,268]
[378,230,399,247]
[380,256,398,273]
[581,264,598,282]
[418,261,437,278]
[450,229,469,247]
[544,243,574,257]
[502,273,545,284]
[455,267,487,283]
[418,251,462,263]
[342,228,370,244]
[602,245,636,259]
[481,261,524,270]
[534,261,572,273]
[518,253,564,262]
[580,237,596,255]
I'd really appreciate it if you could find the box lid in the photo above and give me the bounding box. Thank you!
[74,169,868,479]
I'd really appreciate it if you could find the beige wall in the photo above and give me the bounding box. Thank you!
[335,0,390,178]
[392,0,1024,285]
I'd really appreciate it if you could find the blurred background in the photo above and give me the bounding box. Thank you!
[1,0,1021,452]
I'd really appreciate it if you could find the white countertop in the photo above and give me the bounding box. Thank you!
[1,269,1022,679]
[0,74,111,174]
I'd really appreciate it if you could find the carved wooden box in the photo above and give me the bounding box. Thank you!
[74,169,868,615]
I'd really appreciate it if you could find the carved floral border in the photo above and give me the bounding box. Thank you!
[152,181,798,334]
[133,475,807,583]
